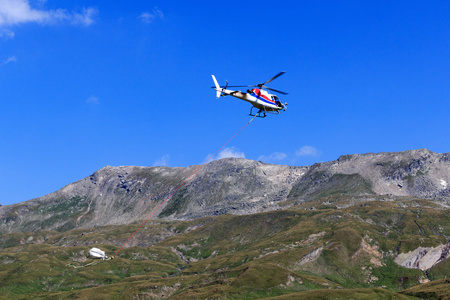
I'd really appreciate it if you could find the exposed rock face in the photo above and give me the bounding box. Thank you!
[352,236,383,267]
[395,244,450,270]
[0,149,449,234]
[288,149,450,200]
[297,247,323,266]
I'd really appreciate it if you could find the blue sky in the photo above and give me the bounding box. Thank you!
[1,0,449,205]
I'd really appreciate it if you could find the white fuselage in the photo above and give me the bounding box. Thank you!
[216,88,283,112]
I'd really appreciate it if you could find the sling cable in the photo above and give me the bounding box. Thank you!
[115,115,258,256]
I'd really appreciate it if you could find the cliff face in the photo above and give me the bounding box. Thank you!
[1,149,449,234]
[395,244,450,271]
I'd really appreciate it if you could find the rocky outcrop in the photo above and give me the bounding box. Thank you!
[296,247,323,266]
[395,244,450,270]
[352,236,383,267]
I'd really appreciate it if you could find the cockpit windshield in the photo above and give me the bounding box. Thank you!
[271,95,283,107]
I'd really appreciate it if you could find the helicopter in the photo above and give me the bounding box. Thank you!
[211,72,288,118]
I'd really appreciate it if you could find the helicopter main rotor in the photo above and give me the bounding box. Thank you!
[221,71,288,95]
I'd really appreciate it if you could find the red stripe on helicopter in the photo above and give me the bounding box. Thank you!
[251,89,276,104]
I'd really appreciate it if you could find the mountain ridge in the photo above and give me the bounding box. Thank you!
[1,148,449,234]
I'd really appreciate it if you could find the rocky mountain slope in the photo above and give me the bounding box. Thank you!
[289,148,450,200]
[1,149,449,234]
[1,148,450,299]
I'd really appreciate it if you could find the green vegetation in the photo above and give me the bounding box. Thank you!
[288,172,375,200]
[400,278,450,299]
[159,187,190,217]
[0,197,448,299]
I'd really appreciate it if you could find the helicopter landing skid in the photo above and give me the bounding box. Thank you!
[249,107,266,118]
[249,107,281,118]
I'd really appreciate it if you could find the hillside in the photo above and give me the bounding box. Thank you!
[0,149,449,299]
[1,197,449,299]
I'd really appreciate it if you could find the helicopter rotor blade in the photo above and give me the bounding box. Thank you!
[265,87,288,95]
[210,85,249,89]
[260,71,286,86]
[225,85,257,88]
[211,72,287,93]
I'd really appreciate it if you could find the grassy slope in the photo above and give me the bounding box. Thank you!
[400,278,450,299]
[0,197,448,299]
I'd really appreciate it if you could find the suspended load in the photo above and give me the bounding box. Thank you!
[89,247,108,260]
